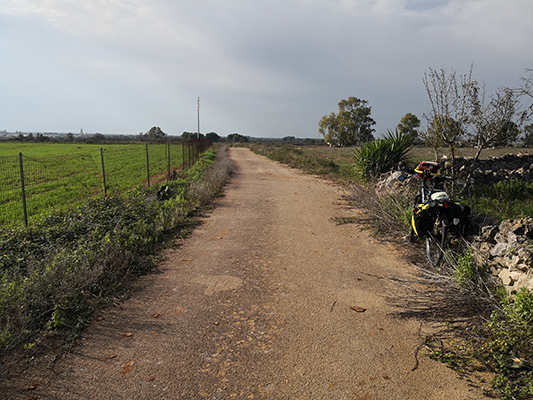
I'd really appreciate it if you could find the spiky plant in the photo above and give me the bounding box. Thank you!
[353,128,416,182]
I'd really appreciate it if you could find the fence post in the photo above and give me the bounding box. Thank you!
[167,142,171,180]
[182,141,185,170]
[19,152,28,227]
[100,148,108,197]
[145,144,150,187]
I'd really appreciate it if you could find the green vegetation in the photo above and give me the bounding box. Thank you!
[248,144,354,179]
[460,179,533,220]
[0,142,187,226]
[318,97,376,146]
[0,146,231,352]
[353,129,416,182]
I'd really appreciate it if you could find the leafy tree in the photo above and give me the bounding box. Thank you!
[181,131,204,139]
[65,132,74,142]
[227,133,248,143]
[93,133,106,142]
[206,132,221,142]
[319,97,375,147]
[397,113,420,137]
[146,126,166,139]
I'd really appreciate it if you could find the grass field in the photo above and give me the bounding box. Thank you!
[301,145,533,166]
[0,142,187,226]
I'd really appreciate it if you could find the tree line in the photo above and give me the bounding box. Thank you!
[3,128,251,144]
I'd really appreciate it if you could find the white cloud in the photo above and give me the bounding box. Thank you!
[1,0,532,136]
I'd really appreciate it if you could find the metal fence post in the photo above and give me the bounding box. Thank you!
[167,142,171,180]
[19,152,28,227]
[100,148,107,197]
[182,141,185,171]
[145,144,150,187]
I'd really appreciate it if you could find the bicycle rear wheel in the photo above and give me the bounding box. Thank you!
[426,218,448,266]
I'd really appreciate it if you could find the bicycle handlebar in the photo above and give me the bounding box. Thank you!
[397,167,455,182]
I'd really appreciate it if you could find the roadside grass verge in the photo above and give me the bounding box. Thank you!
[249,142,533,400]
[247,143,356,181]
[0,145,232,356]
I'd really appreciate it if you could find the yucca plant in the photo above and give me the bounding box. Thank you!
[353,128,416,182]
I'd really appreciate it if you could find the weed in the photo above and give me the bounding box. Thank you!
[454,249,477,284]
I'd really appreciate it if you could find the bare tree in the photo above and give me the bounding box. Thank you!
[422,66,473,176]
[466,82,525,153]
[518,68,533,121]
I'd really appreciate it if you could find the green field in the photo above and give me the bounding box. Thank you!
[0,142,188,226]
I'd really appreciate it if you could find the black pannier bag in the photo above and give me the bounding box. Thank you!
[411,202,437,237]
[448,202,471,236]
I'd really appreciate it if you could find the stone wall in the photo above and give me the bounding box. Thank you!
[471,219,533,295]
[451,153,533,186]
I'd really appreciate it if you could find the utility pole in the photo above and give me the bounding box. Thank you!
[197,97,200,139]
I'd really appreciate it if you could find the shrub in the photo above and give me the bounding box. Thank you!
[353,129,416,182]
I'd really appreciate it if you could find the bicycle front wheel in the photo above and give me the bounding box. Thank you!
[426,219,448,266]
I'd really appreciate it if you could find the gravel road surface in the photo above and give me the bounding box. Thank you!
[1,147,487,399]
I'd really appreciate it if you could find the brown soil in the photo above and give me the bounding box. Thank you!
[1,147,490,399]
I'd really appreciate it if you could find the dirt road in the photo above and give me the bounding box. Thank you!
[2,147,486,399]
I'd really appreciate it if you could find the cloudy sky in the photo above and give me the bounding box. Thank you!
[1,0,532,138]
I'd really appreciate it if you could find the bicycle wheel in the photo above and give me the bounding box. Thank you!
[426,218,448,266]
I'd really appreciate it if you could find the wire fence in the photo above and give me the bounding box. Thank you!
[0,139,212,227]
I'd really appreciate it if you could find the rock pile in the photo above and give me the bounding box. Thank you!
[472,218,533,295]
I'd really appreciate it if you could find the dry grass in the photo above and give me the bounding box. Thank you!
[188,145,233,204]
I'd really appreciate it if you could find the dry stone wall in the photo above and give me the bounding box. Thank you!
[451,153,533,186]
[472,219,533,296]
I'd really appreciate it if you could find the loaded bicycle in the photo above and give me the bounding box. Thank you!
[406,161,471,266]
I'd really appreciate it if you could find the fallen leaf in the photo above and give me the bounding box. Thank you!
[350,306,366,313]
[151,313,161,318]
[121,332,134,337]
[215,237,223,240]
[145,376,155,382]
[106,354,118,360]
[27,384,38,390]
[176,309,183,313]
[121,360,134,374]
[95,316,104,321]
